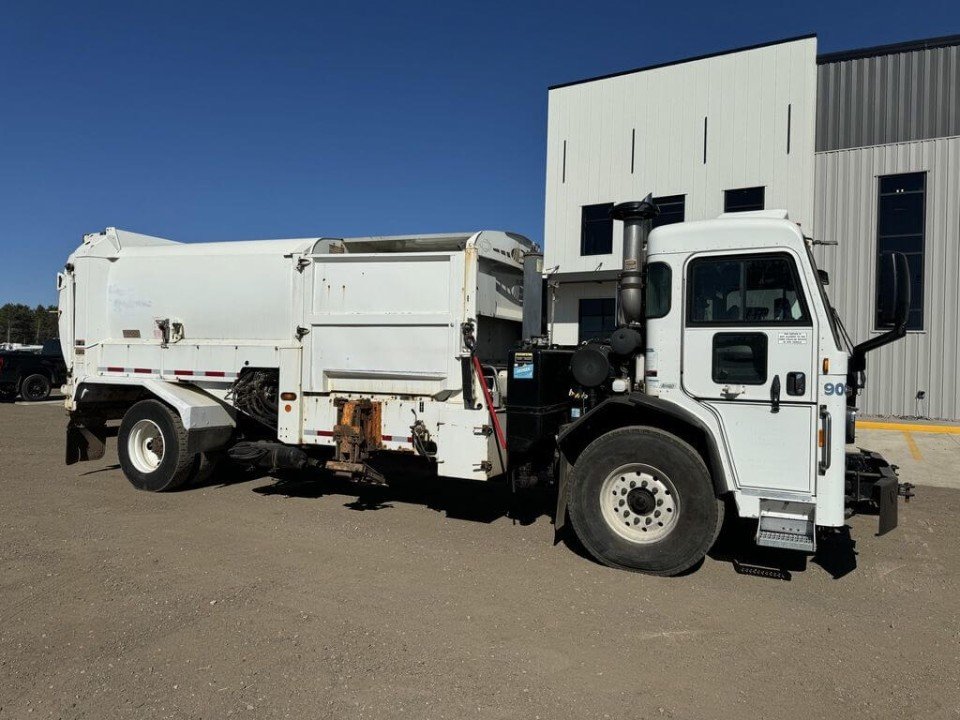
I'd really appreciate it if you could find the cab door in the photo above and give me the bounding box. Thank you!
[681,251,818,494]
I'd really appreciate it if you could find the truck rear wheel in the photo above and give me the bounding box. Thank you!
[567,426,723,576]
[118,400,199,492]
[20,373,51,402]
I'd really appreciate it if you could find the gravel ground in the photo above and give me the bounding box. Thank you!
[1,402,959,719]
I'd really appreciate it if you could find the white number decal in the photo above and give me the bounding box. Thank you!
[824,382,845,396]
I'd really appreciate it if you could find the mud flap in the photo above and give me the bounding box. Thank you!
[875,474,899,536]
[553,453,572,539]
[65,420,107,465]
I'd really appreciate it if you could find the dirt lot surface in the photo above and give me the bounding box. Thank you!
[2,402,959,719]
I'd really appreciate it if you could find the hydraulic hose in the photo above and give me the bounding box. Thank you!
[472,354,507,451]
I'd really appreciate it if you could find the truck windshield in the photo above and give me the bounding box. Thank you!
[805,244,845,352]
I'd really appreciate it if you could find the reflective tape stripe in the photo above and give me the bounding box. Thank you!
[98,367,237,379]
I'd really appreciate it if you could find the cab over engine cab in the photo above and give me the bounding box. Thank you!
[508,196,912,575]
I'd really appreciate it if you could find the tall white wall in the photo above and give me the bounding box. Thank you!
[543,37,818,277]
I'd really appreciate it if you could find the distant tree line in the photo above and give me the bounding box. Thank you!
[0,303,59,345]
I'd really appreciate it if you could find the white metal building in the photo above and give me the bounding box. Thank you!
[543,33,960,419]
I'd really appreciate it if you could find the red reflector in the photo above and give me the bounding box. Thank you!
[173,370,194,376]
[133,368,151,374]
[205,371,226,377]
[106,366,124,373]
[315,430,335,437]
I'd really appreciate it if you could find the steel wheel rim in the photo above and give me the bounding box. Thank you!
[129,419,165,473]
[599,463,679,544]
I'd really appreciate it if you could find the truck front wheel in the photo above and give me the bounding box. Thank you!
[118,400,199,492]
[567,426,723,576]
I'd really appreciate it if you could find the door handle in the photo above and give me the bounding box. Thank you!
[770,375,781,413]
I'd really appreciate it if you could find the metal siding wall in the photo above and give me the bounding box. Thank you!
[544,37,818,277]
[814,136,960,419]
[817,45,960,151]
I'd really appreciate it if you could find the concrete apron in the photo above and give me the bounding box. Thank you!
[855,418,960,491]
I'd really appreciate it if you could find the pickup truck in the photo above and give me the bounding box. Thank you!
[0,339,67,402]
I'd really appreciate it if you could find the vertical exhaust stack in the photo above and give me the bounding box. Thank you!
[521,250,544,341]
[611,195,659,327]
[570,195,659,391]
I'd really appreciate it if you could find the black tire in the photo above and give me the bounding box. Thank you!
[567,426,724,576]
[20,373,52,402]
[117,400,199,492]
[186,451,226,488]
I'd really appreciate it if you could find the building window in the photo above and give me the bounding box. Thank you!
[687,253,810,326]
[652,195,685,229]
[578,298,617,342]
[580,203,613,256]
[724,187,765,213]
[877,173,925,330]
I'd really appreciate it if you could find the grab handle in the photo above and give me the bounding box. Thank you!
[818,405,832,474]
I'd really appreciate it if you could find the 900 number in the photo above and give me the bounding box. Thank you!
[823,382,846,396]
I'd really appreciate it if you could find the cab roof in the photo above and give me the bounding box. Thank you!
[648,212,807,256]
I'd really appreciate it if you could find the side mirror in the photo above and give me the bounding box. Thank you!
[877,252,911,328]
[817,269,830,286]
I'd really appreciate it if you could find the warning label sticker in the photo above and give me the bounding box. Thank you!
[777,331,808,345]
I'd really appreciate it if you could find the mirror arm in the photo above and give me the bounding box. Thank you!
[850,320,908,373]
[849,254,911,374]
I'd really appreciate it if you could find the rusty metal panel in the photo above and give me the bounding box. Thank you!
[333,398,383,463]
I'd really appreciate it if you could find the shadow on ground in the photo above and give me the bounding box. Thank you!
[199,460,860,579]
[709,514,859,580]
[247,463,548,527]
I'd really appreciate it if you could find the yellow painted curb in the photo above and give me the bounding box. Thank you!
[858,420,960,435]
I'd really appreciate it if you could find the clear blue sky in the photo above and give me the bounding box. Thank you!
[1,0,956,305]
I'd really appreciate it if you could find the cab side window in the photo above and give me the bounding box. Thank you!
[645,262,672,319]
[687,254,810,326]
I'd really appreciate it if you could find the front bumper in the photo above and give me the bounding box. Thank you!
[846,450,915,535]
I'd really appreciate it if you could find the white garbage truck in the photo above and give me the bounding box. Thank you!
[58,197,913,575]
